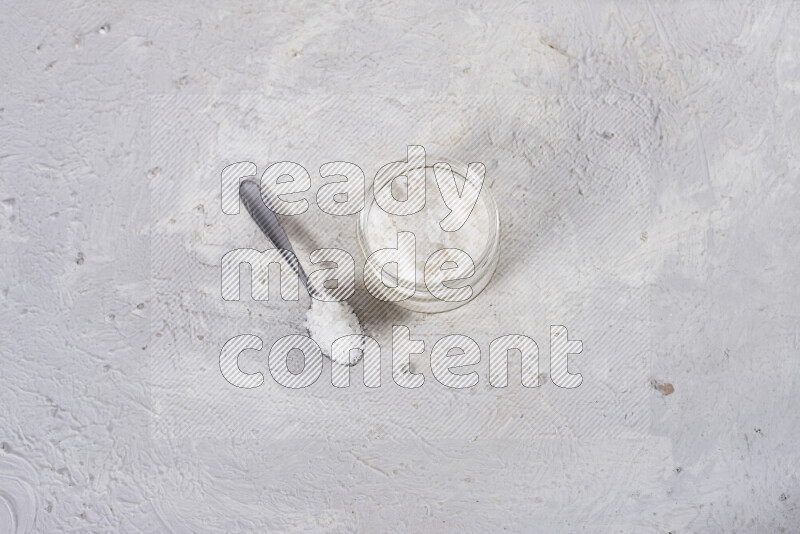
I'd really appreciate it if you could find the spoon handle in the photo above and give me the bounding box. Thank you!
[239,179,310,290]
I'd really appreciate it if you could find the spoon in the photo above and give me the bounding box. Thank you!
[239,179,364,367]
[239,179,313,295]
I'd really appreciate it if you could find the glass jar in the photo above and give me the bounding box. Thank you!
[355,157,500,313]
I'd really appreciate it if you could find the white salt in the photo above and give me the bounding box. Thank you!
[305,299,364,366]
[365,167,490,280]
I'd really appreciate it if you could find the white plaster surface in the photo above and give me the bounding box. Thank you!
[1,1,799,532]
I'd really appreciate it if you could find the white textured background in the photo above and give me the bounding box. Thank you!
[1,1,799,532]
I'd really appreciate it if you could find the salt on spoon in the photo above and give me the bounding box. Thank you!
[239,179,364,366]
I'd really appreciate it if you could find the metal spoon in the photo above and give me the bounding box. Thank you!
[238,179,314,295]
[239,179,364,367]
